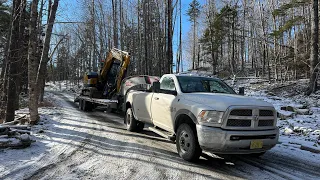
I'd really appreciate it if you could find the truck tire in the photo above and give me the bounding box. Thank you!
[176,123,202,162]
[83,100,87,111]
[136,122,145,132]
[78,100,82,110]
[125,108,137,132]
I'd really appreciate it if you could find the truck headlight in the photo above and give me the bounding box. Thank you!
[197,110,224,124]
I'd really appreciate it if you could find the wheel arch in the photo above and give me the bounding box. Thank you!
[174,109,197,133]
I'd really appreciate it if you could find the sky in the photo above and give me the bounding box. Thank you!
[56,0,207,71]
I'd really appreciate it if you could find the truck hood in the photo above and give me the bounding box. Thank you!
[182,93,273,111]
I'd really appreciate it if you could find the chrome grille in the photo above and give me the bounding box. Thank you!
[258,120,274,126]
[227,119,251,127]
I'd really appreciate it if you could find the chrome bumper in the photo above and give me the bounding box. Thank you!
[196,125,279,154]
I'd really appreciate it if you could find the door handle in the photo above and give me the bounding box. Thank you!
[154,97,159,100]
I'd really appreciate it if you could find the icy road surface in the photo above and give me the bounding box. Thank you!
[1,92,320,180]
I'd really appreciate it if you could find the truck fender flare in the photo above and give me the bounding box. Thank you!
[174,109,197,131]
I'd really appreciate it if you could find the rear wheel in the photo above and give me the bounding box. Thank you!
[136,122,145,132]
[176,123,202,162]
[125,108,137,132]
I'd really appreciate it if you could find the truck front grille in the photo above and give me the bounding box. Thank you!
[258,120,274,126]
[259,110,274,116]
[227,119,251,127]
[230,109,252,116]
[225,107,276,130]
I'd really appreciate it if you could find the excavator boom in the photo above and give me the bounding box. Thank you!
[82,48,130,99]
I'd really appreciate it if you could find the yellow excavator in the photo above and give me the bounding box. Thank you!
[81,48,130,99]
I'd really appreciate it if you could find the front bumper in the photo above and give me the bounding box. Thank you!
[196,125,279,154]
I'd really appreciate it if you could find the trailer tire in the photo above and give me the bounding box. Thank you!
[79,99,83,110]
[125,108,137,132]
[86,102,93,111]
[82,100,87,111]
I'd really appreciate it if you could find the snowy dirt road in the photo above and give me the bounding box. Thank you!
[1,92,320,180]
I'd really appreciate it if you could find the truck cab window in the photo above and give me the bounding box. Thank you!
[160,77,176,91]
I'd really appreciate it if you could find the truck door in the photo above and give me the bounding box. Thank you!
[133,92,153,124]
[151,77,177,132]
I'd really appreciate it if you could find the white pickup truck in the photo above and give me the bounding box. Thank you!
[125,74,279,161]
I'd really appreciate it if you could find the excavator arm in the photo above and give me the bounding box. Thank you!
[83,48,130,99]
[100,48,130,97]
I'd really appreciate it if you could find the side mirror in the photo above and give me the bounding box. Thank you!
[239,87,245,95]
[152,81,160,93]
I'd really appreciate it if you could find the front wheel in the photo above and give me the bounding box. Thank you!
[176,123,202,162]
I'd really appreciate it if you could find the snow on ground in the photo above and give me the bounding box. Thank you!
[0,90,99,179]
[46,81,83,94]
[228,78,320,162]
[0,104,63,178]
[0,79,319,180]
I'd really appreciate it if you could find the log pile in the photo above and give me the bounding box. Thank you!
[0,115,34,149]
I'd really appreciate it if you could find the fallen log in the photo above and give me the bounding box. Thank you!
[0,127,10,135]
[0,135,9,138]
[0,141,31,149]
[2,120,20,125]
[271,83,297,91]
[300,145,320,154]
[2,115,28,125]
[0,125,31,130]
[0,134,32,149]
[10,128,31,135]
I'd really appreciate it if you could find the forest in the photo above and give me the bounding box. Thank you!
[0,0,319,124]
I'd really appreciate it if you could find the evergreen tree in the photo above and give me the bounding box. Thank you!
[200,5,237,75]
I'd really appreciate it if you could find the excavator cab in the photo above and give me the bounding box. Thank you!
[82,48,130,99]
[83,72,99,87]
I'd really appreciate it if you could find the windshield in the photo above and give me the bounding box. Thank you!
[177,76,236,94]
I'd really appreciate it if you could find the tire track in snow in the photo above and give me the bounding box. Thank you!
[235,155,320,180]
[25,130,94,179]
[41,91,319,180]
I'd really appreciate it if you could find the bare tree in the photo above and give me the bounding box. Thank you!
[5,0,26,122]
[27,0,40,123]
[307,0,319,95]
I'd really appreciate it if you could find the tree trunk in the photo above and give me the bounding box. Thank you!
[112,0,118,48]
[5,0,25,122]
[91,0,97,72]
[37,0,59,104]
[28,0,40,124]
[167,0,173,73]
[193,22,196,70]
[307,0,319,95]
